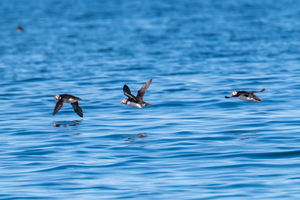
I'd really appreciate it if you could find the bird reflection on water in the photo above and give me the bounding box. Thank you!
[53,120,82,128]
[121,133,147,143]
[238,132,257,141]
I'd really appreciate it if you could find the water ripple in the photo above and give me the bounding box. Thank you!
[1,0,300,199]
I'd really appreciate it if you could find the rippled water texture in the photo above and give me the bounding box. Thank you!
[1,0,300,199]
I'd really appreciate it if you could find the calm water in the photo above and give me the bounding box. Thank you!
[1,0,300,199]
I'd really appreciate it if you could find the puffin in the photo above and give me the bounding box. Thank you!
[121,79,152,108]
[225,88,265,102]
[16,25,23,33]
[53,94,83,117]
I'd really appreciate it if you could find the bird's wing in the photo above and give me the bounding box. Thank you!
[123,85,138,102]
[71,102,83,117]
[252,88,265,93]
[136,79,152,102]
[53,99,65,116]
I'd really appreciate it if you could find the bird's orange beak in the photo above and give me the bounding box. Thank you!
[230,92,234,96]
[120,100,124,104]
[77,98,83,101]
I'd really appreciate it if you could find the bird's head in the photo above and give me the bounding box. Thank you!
[230,91,238,97]
[120,98,128,104]
[54,95,61,100]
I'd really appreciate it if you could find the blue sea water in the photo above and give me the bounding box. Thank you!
[1,0,300,199]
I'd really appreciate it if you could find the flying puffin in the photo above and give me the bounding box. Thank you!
[53,94,83,117]
[121,79,152,108]
[225,88,265,102]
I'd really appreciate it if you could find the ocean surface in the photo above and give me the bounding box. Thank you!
[1,0,300,199]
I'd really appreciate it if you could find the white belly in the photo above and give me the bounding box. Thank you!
[238,96,253,101]
[65,98,78,103]
[127,101,144,108]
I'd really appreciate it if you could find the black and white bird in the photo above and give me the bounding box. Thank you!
[121,79,152,108]
[225,88,265,102]
[16,25,23,33]
[53,94,83,117]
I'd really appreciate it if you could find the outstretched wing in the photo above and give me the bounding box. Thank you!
[53,99,65,116]
[252,88,265,93]
[123,85,138,102]
[71,102,83,117]
[136,79,152,102]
